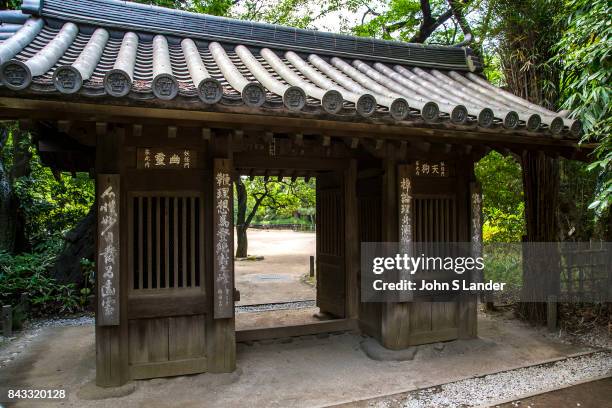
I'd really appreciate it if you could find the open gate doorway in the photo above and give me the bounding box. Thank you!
[233,161,356,342]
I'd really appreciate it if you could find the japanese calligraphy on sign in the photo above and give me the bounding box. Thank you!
[97,175,120,326]
[137,148,197,169]
[414,161,449,177]
[397,165,414,301]
[213,159,234,319]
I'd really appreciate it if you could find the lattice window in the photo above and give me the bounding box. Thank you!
[129,193,204,290]
[414,197,457,242]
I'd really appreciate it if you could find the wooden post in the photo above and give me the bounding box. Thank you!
[2,305,12,337]
[95,124,128,387]
[213,158,234,319]
[310,256,315,278]
[380,159,412,350]
[547,295,558,332]
[344,159,359,319]
[207,132,236,373]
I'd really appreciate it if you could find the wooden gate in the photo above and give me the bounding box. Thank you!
[316,171,345,318]
[126,189,208,379]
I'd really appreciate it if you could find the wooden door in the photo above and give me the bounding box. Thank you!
[316,172,345,318]
[126,190,208,379]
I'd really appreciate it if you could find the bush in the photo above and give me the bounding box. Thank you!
[0,248,83,317]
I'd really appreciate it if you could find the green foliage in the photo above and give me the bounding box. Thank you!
[239,177,316,225]
[483,244,522,286]
[553,0,612,214]
[475,152,525,242]
[0,249,81,316]
[2,129,94,247]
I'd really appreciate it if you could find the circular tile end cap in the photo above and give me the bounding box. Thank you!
[526,114,542,132]
[421,102,439,123]
[104,69,132,97]
[390,98,410,121]
[478,108,495,128]
[550,117,565,137]
[152,73,179,101]
[283,86,306,111]
[0,60,32,91]
[242,82,266,107]
[321,90,343,114]
[356,94,377,117]
[53,65,83,94]
[197,77,223,104]
[503,111,520,129]
[450,105,468,125]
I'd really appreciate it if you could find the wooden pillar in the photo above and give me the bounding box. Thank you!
[95,124,128,387]
[457,181,481,339]
[207,132,235,373]
[520,150,560,323]
[344,159,359,319]
[379,159,412,349]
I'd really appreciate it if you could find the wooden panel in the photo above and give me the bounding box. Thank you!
[128,293,207,319]
[213,158,234,318]
[316,173,345,318]
[130,357,207,380]
[169,315,206,360]
[97,174,120,326]
[431,302,458,331]
[409,302,432,333]
[128,318,169,364]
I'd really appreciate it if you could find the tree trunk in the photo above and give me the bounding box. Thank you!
[235,178,248,258]
[0,125,30,254]
[50,205,95,287]
[0,147,16,253]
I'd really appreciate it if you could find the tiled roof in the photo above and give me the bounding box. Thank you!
[0,0,581,138]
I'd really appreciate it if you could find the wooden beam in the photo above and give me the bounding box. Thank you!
[264,132,273,143]
[293,133,303,146]
[322,135,331,147]
[350,137,359,149]
[290,171,298,182]
[399,141,408,158]
[167,126,177,138]
[277,174,283,182]
[0,97,586,151]
[133,124,142,137]
[95,122,107,137]
[234,129,244,143]
[201,127,211,141]
[57,120,71,133]
[263,170,269,182]
[248,168,255,181]
[375,139,385,150]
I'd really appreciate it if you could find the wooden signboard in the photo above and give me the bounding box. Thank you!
[97,174,120,326]
[137,148,197,169]
[397,164,414,301]
[213,159,234,319]
[414,160,449,177]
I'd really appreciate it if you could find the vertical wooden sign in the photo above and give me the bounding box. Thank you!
[470,182,483,284]
[397,164,414,301]
[97,174,120,326]
[213,159,234,319]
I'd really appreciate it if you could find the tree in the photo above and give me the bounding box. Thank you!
[234,177,315,257]
[552,0,611,216]
[350,0,476,45]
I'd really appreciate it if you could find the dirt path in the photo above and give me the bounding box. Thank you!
[234,229,315,305]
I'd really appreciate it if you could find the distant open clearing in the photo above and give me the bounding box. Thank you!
[234,229,316,305]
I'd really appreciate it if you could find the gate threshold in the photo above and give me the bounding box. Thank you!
[236,319,358,342]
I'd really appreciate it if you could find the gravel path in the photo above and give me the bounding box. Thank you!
[368,352,612,408]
